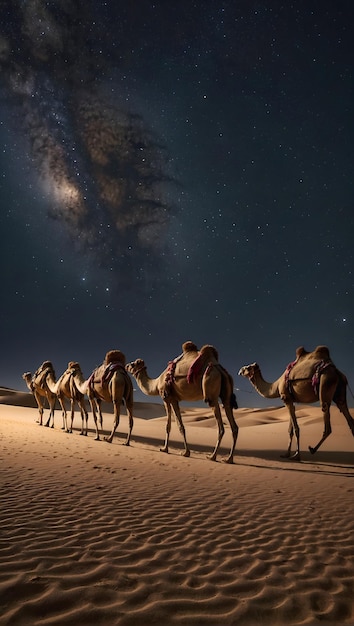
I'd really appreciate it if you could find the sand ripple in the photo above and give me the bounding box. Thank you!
[1,408,354,625]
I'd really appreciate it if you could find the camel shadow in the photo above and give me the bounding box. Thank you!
[69,425,354,476]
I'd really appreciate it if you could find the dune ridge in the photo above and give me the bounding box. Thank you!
[1,391,354,625]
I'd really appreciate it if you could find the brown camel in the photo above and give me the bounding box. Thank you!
[72,349,134,445]
[22,361,57,427]
[238,345,354,460]
[126,341,239,463]
[45,361,89,435]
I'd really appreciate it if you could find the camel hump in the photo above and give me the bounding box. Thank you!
[295,346,308,359]
[67,361,80,369]
[41,360,54,371]
[313,345,331,360]
[104,350,126,365]
[182,341,198,353]
[199,344,219,362]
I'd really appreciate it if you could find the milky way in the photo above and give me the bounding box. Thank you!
[0,0,174,286]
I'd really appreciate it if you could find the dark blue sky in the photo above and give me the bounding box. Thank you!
[0,1,353,406]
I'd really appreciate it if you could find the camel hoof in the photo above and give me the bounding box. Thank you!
[123,441,130,446]
[181,450,190,458]
[104,438,112,444]
[309,446,316,455]
[160,447,169,454]
[223,457,234,465]
[207,455,217,462]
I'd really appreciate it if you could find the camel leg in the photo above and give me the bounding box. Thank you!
[337,402,354,436]
[309,403,332,455]
[58,397,68,431]
[105,400,120,443]
[79,400,88,436]
[160,402,172,454]
[281,402,300,461]
[45,399,56,428]
[124,403,134,446]
[171,400,190,457]
[68,400,75,433]
[89,398,100,440]
[35,394,44,425]
[223,408,239,464]
[208,404,225,462]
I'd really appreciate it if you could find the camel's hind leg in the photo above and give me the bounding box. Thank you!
[124,402,134,446]
[89,397,101,440]
[79,400,89,436]
[223,407,239,464]
[45,397,56,428]
[309,402,332,455]
[105,400,121,443]
[208,403,225,462]
[337,402,354,437]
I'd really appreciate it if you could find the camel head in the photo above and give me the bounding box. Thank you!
[126,359,146,377]
[22,372,32,383]
[238,363,259,382]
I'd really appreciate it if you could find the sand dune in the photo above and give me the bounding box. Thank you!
[1,390,354,625]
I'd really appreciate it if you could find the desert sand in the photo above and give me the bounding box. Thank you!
[1,387,354,625]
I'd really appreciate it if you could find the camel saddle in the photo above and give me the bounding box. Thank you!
[88,361,127,388]
[285,358,333,397]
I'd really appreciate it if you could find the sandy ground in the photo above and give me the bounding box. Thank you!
[1,388,354,625]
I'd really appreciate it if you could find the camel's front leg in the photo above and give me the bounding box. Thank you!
[105,400,120,443]
[309,403,331,455]
[160,402,172,454]
[281,402,300,460]
[208,404,225,462]
[171,400,190,457]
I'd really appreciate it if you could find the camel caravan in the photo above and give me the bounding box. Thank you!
[23,343,354,463]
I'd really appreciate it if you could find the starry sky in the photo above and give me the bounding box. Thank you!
[0,0,353,407]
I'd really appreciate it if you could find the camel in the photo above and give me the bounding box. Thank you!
[22,361,57,427]
[23,361,89,433]
[71,349,134,445]
[45,361,89,435]
[126,341,239,463]
[238,345,354,460]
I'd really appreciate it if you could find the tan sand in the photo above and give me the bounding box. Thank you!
[1,389,354,625]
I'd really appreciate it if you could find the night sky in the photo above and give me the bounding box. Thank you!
[0,1,353,407]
